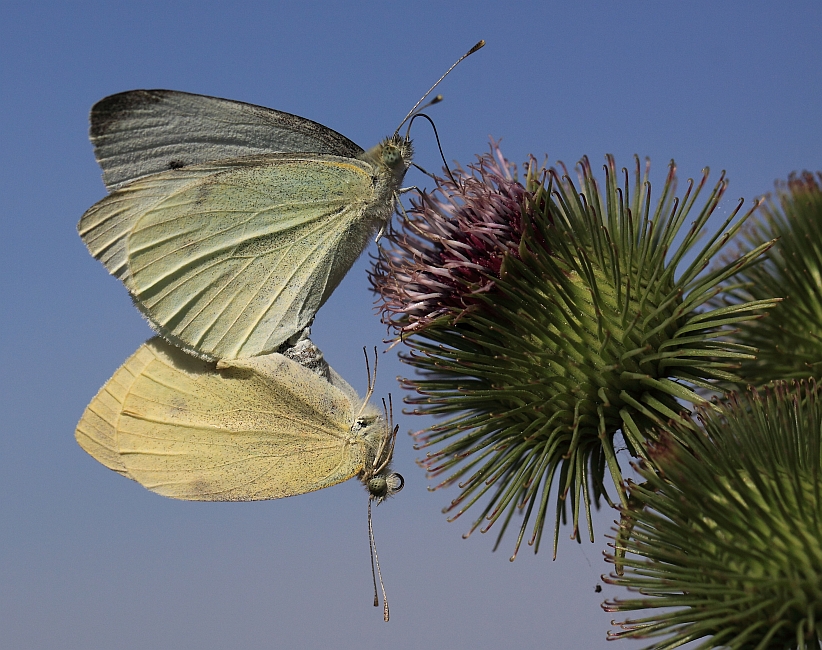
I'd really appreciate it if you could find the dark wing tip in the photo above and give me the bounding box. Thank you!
[90,90,172,139]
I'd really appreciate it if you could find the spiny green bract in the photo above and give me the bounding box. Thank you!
[716,171,822,387]
[371,145,777,558]
[605,381,822,650]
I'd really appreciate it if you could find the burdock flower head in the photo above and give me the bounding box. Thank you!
[716,171,822,387]
[370,143,777,558]
[604,381,822,649]
[371,143,535,333]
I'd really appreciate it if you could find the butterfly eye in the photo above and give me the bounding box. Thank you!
[367,476,387,497]
[382,145,402,169]
[353,415,377,433]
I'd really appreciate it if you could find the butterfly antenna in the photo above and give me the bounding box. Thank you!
[394,39,485,135]
[353,347,376,423]
[368,500,390,621]
[355,346,382,426]
[365,346,377,405]
[369,500,379,608]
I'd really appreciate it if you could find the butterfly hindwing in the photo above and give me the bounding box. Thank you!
[79,154,382,359]
[78,165,228,285]
[75,344,155,476]
[76,338,373,501]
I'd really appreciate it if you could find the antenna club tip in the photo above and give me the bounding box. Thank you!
[469,40,486,54]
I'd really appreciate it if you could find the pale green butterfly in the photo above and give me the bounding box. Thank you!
[78,41,484,360]
[76,333,403,619]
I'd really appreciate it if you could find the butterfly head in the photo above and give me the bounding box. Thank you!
[358,402,403,504]
[362,134,413,184]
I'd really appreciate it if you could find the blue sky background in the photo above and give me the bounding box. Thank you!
[2,2,821,648]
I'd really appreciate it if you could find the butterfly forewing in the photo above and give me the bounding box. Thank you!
[91,90,364,190]
[76,338,373,501]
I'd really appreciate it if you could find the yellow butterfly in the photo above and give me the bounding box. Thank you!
[78,41,484,361]
[76,336,402,503]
